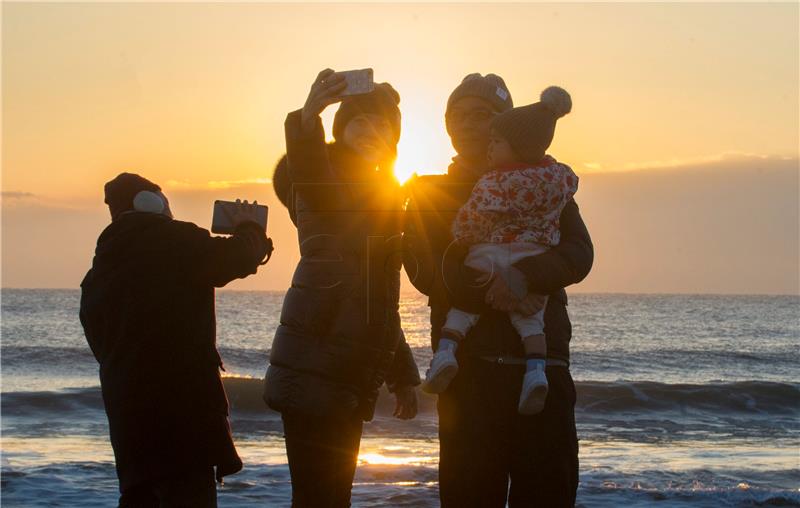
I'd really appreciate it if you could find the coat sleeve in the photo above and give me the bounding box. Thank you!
[511,198,594,295]
[181,221,271,288]
[272,155,298,226]
[385,329,421,391]
[401,180,436,297]
[284,109,335,184]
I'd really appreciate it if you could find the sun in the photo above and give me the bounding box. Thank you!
[322,89,454,184]
[392,99,454,184]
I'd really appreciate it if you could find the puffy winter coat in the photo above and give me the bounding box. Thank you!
[264,110,419,421]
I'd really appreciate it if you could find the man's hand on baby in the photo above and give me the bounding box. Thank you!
[516,293,547,316]
[485,274,521,312]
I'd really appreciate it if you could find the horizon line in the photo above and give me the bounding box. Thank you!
[2,287,798,298]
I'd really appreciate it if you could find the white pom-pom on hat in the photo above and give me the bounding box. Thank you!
[540,86,572,118]
[133,190,165,214]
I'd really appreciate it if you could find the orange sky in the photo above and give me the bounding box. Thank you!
[2,3,799,293]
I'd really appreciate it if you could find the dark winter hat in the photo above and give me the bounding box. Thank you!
[446,73,514,114]
[491,86,572,164]
[104,172,161,220]
[332,82,402,144]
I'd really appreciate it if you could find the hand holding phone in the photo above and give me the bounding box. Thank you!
[301,68,374,130]
[212,199,268,235]
[335,68,374,97]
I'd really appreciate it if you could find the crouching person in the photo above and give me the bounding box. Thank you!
[80,173,273,508]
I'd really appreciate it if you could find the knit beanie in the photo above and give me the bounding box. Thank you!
[332,83,402,144]
[446,73,514,114]
[104,172,161,220]
[491,86,572,164]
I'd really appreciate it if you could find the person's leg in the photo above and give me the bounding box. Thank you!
[508,366,579,508]
[512,305,549,415]
[424,308,480,393]
[282,412,363,508]
[438,356,519,508]
[328,415,363,507]
[151,467,217,508]
[441,307,481,345]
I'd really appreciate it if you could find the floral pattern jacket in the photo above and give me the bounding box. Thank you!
[452,155,579,246]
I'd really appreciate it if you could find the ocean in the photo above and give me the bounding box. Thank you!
[1,289,798,507]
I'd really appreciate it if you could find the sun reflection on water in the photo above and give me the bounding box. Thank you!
[356,439,439,467]
[358,452,437,466]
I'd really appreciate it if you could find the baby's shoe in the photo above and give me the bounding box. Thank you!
[518,366,548,414]
[421,348,459,394]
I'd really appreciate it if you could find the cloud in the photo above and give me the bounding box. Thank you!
[1,191,35,200]
[575,156,798,295]
[620,152,796,173]
[165,178,272,190]
[2,153,797,294]
[562,153,797,175]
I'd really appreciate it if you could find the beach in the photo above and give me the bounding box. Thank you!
[2,289,798,507]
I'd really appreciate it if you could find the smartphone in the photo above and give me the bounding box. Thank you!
[336,68,374,97]
[211,200,268,235]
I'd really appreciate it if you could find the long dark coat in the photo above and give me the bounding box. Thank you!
[80,213,267,491]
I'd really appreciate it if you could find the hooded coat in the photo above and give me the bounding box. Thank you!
[264,110,419,422]
[80,212,268,491]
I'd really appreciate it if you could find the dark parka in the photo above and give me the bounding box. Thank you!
[403,160,594,362]
[80,213,268,492]
[264,110,420,422]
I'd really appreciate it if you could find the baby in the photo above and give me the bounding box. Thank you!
[422,86,578,415]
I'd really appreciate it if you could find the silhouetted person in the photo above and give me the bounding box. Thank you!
[423,86,579,417]
[403,74,593,507]
[80,173,272,508]
[264,69,420,507]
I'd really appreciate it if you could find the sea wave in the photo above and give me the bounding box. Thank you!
[2,459,798,508]
[7,343,798,389]
[576,380,800,415]
[3,378,798,418]
[575,482,800,508]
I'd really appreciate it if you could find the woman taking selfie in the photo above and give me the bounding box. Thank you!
[264,69,419,507]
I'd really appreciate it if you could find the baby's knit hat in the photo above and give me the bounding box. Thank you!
[332,82,402,144]
[447,73,514,114]
[491,86,572,164]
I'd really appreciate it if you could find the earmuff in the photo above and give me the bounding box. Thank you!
[132,191,166,214]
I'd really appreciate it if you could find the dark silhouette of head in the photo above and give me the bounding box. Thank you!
[104,172,171,221]
[445,73,514,167]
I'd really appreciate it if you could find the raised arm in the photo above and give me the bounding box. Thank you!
[180,221,272,288]
[283,110,333,184]
[284,69,347,184]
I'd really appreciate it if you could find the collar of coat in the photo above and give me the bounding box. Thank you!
[447,156,485,183]
[272,142,397,210]
[327,142,396,182]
